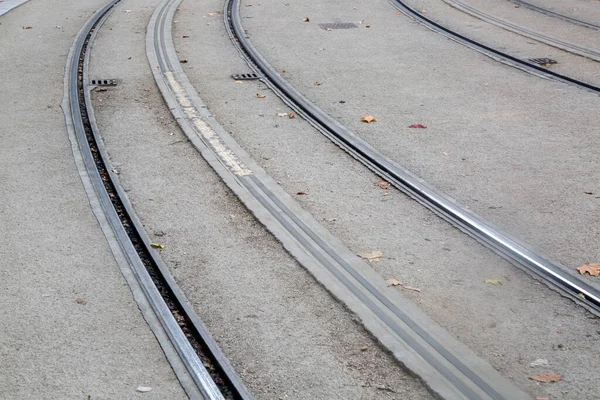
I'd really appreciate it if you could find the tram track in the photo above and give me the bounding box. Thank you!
[508,0,600,30]
[440,0,600,61]
[225,0,600,318]
[390,0,600,93]
[147,0,535,398]
[62,1,249,398]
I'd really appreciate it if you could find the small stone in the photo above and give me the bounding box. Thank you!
[529,359,548,367]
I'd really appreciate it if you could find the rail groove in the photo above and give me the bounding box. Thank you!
[63,2,248,399]
[147,0,536,398]
[508,0,600,30]
[441,0,600,61]
[390,0,600,93]
[225,0,600,318]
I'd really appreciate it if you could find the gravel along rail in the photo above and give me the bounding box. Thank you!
[62,1,250,399]
[148,0,532,398]
[390,0,600,93]
[508,0,600,30]
[440,0,600,61]
[225,0,600,318]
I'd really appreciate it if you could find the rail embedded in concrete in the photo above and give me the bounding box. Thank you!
[441,0,600,61]
[63,1,246,398]
[225,0,600,318]
[508,0,600,31]
[147,0,535,398]
[390,0,600,94]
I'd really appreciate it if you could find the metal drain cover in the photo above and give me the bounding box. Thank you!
[90,78,118,86]
[527,58,557,66]
[232,73,261,80]
[318,22,359,30]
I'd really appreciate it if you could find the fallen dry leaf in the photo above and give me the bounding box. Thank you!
[23,26,33,29]
[359,20,364,24]
[358,251,383,262]
[289,113,295,119]
[182,35,190,38]
[387,279,421,292]
[408,123,427,128]
[576,263,600,276]
[361,115,376,123]
[296,190,308,195]
[256,93,265,98]
[365,25,371,28]
[75,298,87,305]
[124,10,132,13]
[207,12,218,16]
[277,112,288,117]
[150,243,165,249]
[303,17,310,22]
[326,28,333,31]
[375,179,390,190]
[55,25,63,29]
[314,81,322,86]
[234,80,243,84]
[179,59,188,63]
[529,372,562,383]
[285,3,290,6]
[484,279,502,286]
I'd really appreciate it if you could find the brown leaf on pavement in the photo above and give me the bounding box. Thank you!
[296,190,308,195]
[387,279,421,292]
[361,115,376,123]
[179,59,188,63]
[150,243,165,249]
[303,17,310,22]
[23,26,33,29]
[375,179,390,190]
[358,251,383,262]
[76,298,87,305]
[256,93,265,98]
[576,263,600,276]
[288,113,295,119]
[529,372,562,383]
[408,123,427,128]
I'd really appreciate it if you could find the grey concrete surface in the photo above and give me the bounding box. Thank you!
[0,1,187,399]
[167,0,600,398]
[0,0,30,17]
[88,0,433,399]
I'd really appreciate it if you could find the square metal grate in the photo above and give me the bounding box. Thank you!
[90,79,118,86]
[232,73,261,80]
[527,58,557,66]
[318,22,359,30]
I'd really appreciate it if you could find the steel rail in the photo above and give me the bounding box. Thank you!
[508,0,600,31]
[225,0,600,316]
[149,0,532,398]
[390,0,600,93]
[441,0,600,61]
[65,2,247,398]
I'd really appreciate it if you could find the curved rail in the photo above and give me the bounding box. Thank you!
[148,0,533,398]
[508,0,600,30]
[441,0,600,61]
[64,2,248,398]
[390,0,600,93]
[225,0,600,317]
